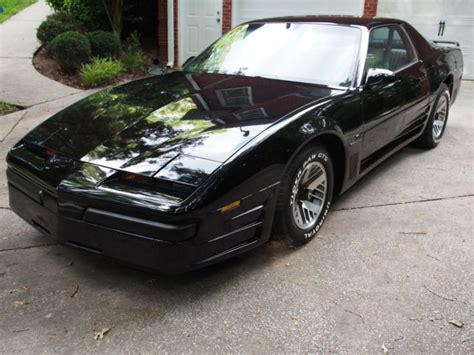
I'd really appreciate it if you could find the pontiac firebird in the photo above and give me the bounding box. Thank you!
[7,17,463,273]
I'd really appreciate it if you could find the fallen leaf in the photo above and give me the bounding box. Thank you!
[12,328,29,333]
[14,300,29,307]
[382,343,389,353]
[94,327,111,340]
[9,286,29,294]
[70,284,79,298]
[448,320,464,328]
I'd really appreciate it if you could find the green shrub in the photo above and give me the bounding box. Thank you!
[49,31,91,73]
[36,14,80,44]
[47,0,109,32]
[126,31,141,52]
[121,32,146,72]
[46,11,78,24]
[80,57,123,87]
[121,50,145,72]
[86,31,122,59]
[45,0,66,12]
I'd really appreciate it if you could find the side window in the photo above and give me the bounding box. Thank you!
[365,26,415,74]
[390,29,412,70]
[366,27,390,72]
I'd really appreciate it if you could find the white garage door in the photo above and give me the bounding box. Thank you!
[232,0,365,26]
[377,0,474,80]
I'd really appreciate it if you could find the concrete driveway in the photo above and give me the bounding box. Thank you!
[0,83,472,353]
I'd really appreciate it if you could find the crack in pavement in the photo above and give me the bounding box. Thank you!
[333,194,474,212]
[0,110,28,143]
[0,242,57,253]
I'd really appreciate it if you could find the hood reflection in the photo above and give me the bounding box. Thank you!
[24,71,338,175]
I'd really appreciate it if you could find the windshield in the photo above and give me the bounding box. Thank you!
[184,23,361,88]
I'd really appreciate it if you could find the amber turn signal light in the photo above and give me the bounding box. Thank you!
[219,200,241,213]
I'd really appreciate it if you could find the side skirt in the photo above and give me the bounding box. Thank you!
[358,119,426,181]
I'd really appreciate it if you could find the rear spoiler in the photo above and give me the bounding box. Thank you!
[433,40,460,47]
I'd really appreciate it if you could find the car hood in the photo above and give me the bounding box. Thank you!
[23,71,337,177]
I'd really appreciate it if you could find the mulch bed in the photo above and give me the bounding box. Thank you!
[33,47,152,89]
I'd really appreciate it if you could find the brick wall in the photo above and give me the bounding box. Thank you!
[222,0,233,34]
[157,0,179,66]
[157,0,168,64]
[174,0,178,66]
[363,0,378,18]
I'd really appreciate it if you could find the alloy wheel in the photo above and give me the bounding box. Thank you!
[433,95,448,141]
[291,162,327,229]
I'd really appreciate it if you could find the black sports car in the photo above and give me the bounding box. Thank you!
[7,17,463,273]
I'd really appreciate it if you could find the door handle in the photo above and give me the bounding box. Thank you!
[438,21,446,36]
[216,18,221,23]
[439,21,446,36]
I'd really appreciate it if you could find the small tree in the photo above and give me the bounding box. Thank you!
[101,0,123,39]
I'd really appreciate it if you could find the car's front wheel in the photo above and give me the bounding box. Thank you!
[274,144,334,246]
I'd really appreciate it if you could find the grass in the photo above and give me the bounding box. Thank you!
[0,100,19,115]
[0,0,37,23]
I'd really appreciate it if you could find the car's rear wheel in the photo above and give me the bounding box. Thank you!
[416,83,450,148]
[274,144,334,246]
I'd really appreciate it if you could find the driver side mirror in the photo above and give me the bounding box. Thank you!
[365,68,396,87]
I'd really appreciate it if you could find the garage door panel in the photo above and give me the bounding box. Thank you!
[233,0,364,25]
[378,0,446,17]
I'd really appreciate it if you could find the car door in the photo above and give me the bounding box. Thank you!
[360,25,429,160]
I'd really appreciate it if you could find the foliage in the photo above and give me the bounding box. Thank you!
[45,0,65,11]
[36,12,80,44]
[46,0,108,31]
[46,0,147,37]
[80,57,123,87]
[46,11,78,24]
[86,31,122,59]
[0,101,19,116]
[0,0,37,23]
[48,31,91,72]
[121,32,145,72]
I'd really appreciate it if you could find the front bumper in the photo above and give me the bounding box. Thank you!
[8,168,274,274]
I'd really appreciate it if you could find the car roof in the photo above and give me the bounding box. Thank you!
[246,16,404,29]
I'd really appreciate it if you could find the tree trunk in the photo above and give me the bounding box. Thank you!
[102,0,123,39]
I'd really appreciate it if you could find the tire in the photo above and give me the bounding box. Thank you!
[274,144,334,246]
[415,83,450,149]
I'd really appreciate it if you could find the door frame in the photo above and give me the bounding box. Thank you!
[178,0,223,66]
